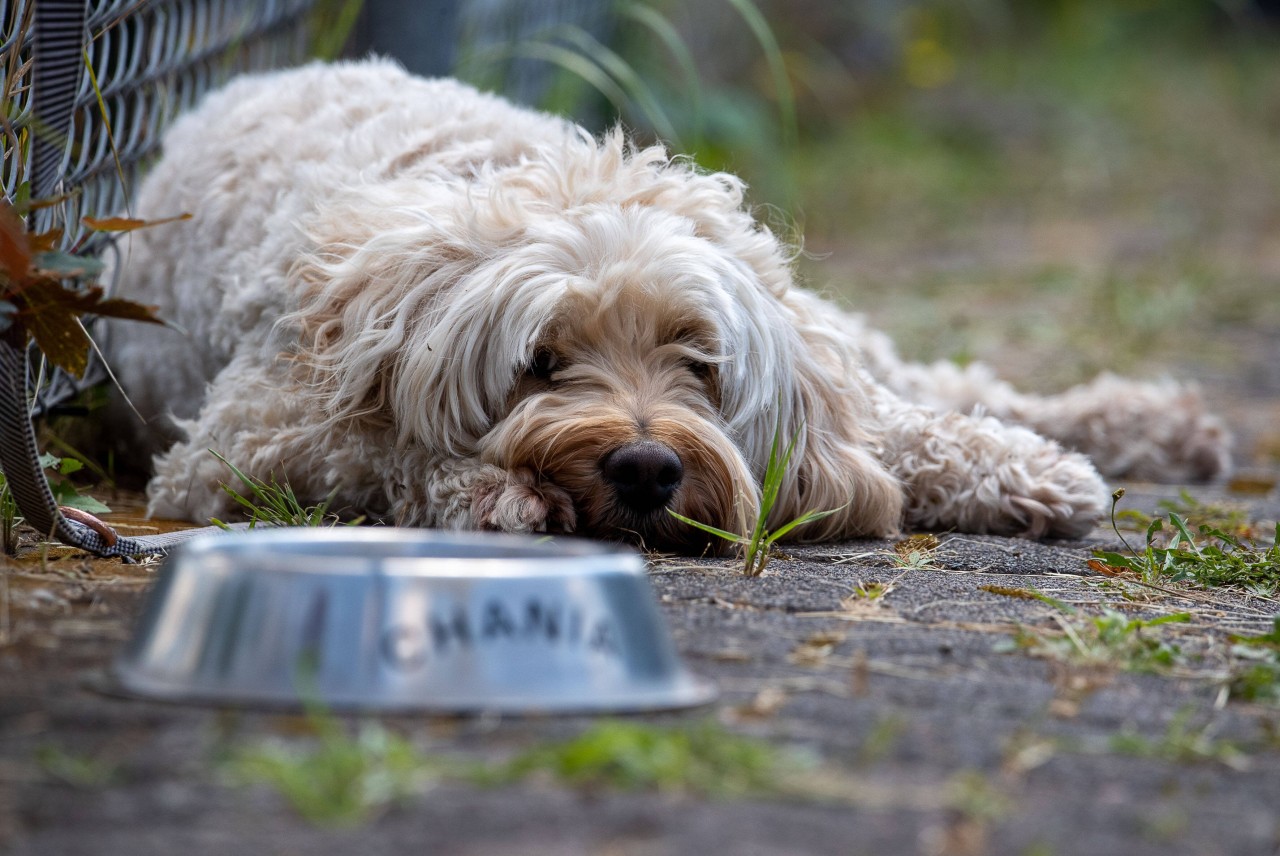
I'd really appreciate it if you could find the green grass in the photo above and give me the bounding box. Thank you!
[228,717,433,827]
[778,22,1280,393]
[1092,490,1280,594]
[209,450,360,529]
[228,711,802,827]
[668,417,843,576]
[1002,605,1192,674]
[1109,708,1250,771]
[1226,618,1280,705]
[486,719,788,798]
[35,743,120,789]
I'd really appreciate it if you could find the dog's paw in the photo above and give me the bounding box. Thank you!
[896,413,1109,539]
[470,468,577,534]
[1021,375,1233,483]
[999,447,1109,539]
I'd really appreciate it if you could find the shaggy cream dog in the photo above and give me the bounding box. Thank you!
[102,60,1230,551]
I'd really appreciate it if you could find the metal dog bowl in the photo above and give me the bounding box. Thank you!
[113,528,716,713]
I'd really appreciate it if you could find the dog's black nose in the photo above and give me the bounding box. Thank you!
[601,441,683,513]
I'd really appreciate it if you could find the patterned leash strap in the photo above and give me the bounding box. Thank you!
[0,0,230,558]
[0,335,236,557]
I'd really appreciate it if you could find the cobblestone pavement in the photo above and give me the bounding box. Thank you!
[3,478,1280,855]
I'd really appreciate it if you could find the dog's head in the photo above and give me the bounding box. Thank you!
[292,133,901,549]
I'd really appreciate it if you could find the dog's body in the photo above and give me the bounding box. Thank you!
[103,60,1229,550]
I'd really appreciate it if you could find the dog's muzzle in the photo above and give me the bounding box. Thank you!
[601,441,683,514]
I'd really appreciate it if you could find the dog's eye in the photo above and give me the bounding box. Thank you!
[528,347,559,380]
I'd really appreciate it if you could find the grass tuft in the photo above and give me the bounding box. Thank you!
[668,415,843,576]
[485,719,788,798]
[228,716,433,827]
[209,450,360,529]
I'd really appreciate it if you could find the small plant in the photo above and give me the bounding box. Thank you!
[1226,618,1280,704]
[849,579,893,602]
[1114,489,1264,543]
[0,471,20,555]
[669,416,843,576]
[887,533,946,570]
[0,452,110,554]
[1109,708,1250,771]
[485,720,788,799]
[35,743,119,789]
[1091,489,1280,593]
[997,585,1191,673]
[209,450,360,529]
[228,712,433,827]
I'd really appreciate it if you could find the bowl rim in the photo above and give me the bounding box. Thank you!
[170,527,647,578]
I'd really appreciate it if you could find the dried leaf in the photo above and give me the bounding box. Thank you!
[87,295,163,324]
[0,203,32,281]
[17,281,93,377]
[81,212,192,232]
[14,279,161,376]
[1085,558,1127,577]
[894,533,940,557]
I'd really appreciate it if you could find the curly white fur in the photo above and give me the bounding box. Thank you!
[101,59,1225,550]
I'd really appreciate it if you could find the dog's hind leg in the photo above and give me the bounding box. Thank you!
[854,318,1231,483]
[870,387,1108,538]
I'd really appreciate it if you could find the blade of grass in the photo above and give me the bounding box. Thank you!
[82,48,129,215]
[722,0,797,147]
[617,2,704,145]
[550,24,682,147]
[665,510,744,544]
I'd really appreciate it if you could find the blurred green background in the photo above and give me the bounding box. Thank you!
[363,0,1280,466]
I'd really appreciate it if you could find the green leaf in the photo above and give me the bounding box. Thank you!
[81,213,192,233]
[53,490,111,515]
[767,505,845,542]
[666,509,743,544]
[33,251,105,279]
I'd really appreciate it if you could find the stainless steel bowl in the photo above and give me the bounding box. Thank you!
[113,528,715,712]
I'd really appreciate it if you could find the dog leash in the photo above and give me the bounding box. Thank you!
[0,0,229,558]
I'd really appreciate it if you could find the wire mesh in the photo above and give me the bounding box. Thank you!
[2,0,320,413]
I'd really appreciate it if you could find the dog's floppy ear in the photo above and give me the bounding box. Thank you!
[719,284,904,541]
[286,179,563,456]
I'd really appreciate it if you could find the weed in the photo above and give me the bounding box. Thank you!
[0,472,20,556]
[997,584,1191,674]
[0,452,110,555]
[39,453,109,515]
[857,716,906,766]
[455,0,799,204]
[849,579,893,603]
[209,450,360,529]
[1225,617,1280,704]
[486,719,789,799]
[35,744,119,788]
[228,714,433,827]
[836,534,951,573]
[1092,489,1280,594]
[1109,708,1250,771]
[888,533,944,570]
[1114,489,1266,544]
[669,417,843,577]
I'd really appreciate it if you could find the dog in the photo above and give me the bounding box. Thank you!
[101,60,1230,551]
